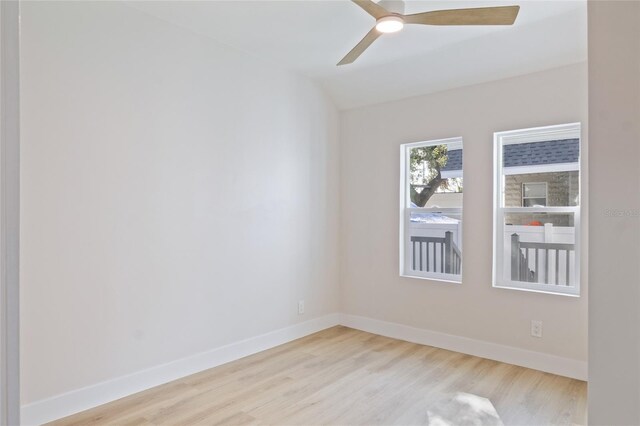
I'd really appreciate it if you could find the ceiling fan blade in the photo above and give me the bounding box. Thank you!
[404,6,520,26]
[351,0,388,19]
[337,27,381,66]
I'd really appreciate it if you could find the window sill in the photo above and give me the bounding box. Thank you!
[400,273,462,285]
[493,281,580,297]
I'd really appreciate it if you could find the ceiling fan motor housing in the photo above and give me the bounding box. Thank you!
[377,0,405,15]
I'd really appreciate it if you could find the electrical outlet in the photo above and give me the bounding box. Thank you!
[531,320,543,338]
[298,300,305,315]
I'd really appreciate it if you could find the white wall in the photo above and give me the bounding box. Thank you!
[20,0,339,408]
[588,2,640,424]
[340,63,588,365]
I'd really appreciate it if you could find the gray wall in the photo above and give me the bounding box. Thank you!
[588,1,640,424]
[505,171,579,207]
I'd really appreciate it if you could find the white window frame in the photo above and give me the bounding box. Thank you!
[400,137,463,283]
[522,182,548,207]
[493,123,581,296]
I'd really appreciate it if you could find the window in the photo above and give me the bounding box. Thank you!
[522,182,547,207]
[400,137,463,282]
[493,123,581,296]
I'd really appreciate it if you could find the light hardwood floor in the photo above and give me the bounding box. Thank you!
[49,326,587,425]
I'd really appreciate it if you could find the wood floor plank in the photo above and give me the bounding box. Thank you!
[49,326,587,426]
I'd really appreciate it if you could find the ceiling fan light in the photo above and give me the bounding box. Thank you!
[375,16,404,33]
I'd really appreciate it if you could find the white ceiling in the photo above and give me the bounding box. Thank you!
[126,0,587,109]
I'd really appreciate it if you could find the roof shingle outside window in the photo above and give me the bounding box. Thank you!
[503,139,579,168]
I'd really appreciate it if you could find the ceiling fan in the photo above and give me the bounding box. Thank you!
[338,0,520,65]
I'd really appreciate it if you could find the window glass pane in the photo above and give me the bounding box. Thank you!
[523,182,546,198]
[523,198,547,207]
[502,139,579,168]
[407,211,462,279]
[403,139,463,282]
[504,171,579,207]
[501,212,576,286]
[502,138,579,207]
[409,145,463,208]
[410,211,462,225]
[504,212,574,227]
[494,127,581,295]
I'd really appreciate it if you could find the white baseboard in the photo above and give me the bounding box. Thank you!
[21,313,341,426]
[340,313,587,381]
